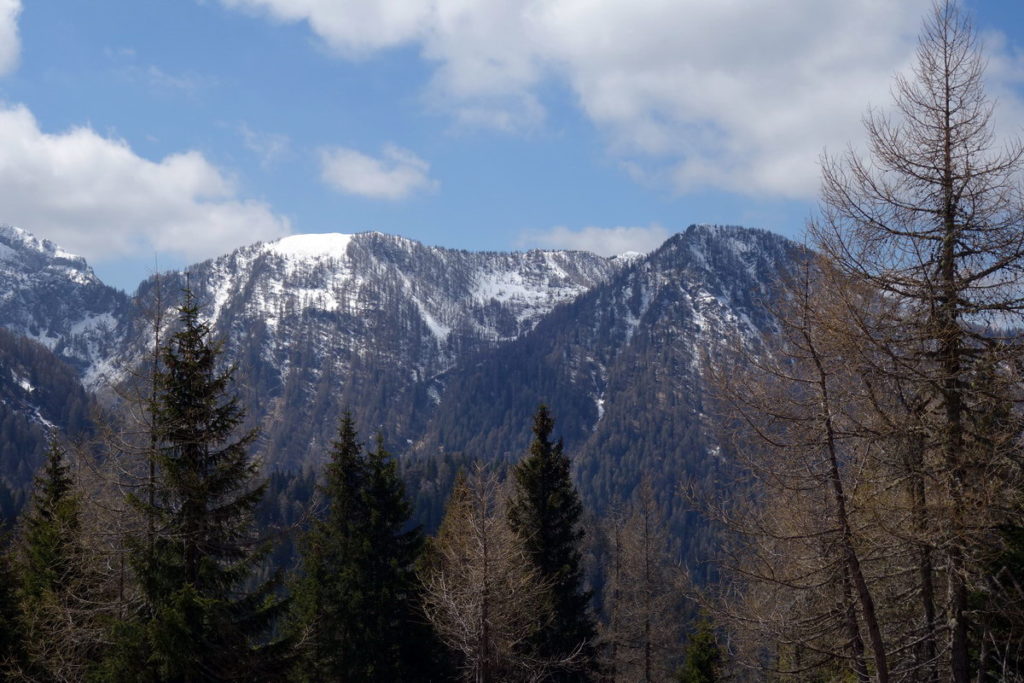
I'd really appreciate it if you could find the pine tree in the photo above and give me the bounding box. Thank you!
[20,438,77,601]
[676,620,721,683]
[15,437,103,679]
[113,288,287,681]
[508,405,597,679]
[291,415,435,681]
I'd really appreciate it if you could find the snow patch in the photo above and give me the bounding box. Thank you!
[416,302,451,341]
[13,372,32,393]
[264,233,354,260]
[612,251,644,263]
[70,312,116,336]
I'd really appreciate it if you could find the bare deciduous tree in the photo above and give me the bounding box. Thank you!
[602,477,687,682]
[420,464,552,682]
[811,1,1024,679]
[705,2,1024,681]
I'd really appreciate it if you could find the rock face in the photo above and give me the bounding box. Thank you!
[0,223,802,550]
[0,226,130,379]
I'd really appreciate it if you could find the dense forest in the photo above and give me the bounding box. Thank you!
[1,1,1023,681]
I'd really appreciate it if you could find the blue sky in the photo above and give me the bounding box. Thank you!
[0,0,1022,292]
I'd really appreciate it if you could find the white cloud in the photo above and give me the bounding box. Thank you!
[216,0,1024,198]
[0,104,291,264]
[520,224,669,256]
[0,0,21,76]
[319,144,438,200]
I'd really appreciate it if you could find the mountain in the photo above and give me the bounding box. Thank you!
[0,224,801,553]
[0,327,95,521]
[404,225,802,561]
[0,225,131,380]
[100,231,623,469]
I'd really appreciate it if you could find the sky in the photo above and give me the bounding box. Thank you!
[0,0,1023,292]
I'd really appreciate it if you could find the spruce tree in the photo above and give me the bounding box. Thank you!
[20,438,78,600]
[115,288,286,681]
[291,416,435,681]
[676,620,721,683]
[15,437,101,679]
[290,412,366,681]
[508,405,597,679]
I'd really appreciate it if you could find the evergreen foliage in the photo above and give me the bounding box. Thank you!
[14,436,106,680]
[19,438,78,601]
[111,288,287,681]
[508,405,597,679]
[0,327,94,516]
[290,414,442,681]
[0,543,23,672]
[676,620,720,683]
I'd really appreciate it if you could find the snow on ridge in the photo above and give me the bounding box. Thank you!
[0,224,84,262]
[612,251,644,263]
[263,233,354,260]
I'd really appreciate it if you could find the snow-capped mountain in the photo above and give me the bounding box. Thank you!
[0,225,130,375]
[405,224,803,565]
[0,326,94,498]
[96,231,623,467]
[0,223,802,545]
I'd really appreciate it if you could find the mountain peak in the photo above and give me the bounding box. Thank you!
[0,224,100,287]
[0,224,88,264]
[262,232,355,260]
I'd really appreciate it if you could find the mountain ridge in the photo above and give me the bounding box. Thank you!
[0,222,801,550]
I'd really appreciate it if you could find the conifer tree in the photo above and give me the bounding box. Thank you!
[808,2,1024,678]
[113,288,286,681]
[20,438,77,601]
[291,415,434,681]
[676,620,721,683]
[603,478,687,681]
[15,437,103,679]
[290,412,365,681]
[508,405,596,679]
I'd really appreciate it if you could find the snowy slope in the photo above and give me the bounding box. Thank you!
[97,231,622,467]
[0,225,130,374]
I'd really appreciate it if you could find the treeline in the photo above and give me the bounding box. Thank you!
[0,288,719,682]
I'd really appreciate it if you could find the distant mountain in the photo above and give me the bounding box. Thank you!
[0,225,131,379]
[0,224,802,551]
[0,327,95,521]
[100,231,623,469]
[405,225,801,561]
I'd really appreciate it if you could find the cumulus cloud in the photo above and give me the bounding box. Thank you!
[520,224,670,257]
[319,144,438,200]
[0,0,21,76]
[0,104,291,263]
[216,0,1024,198]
